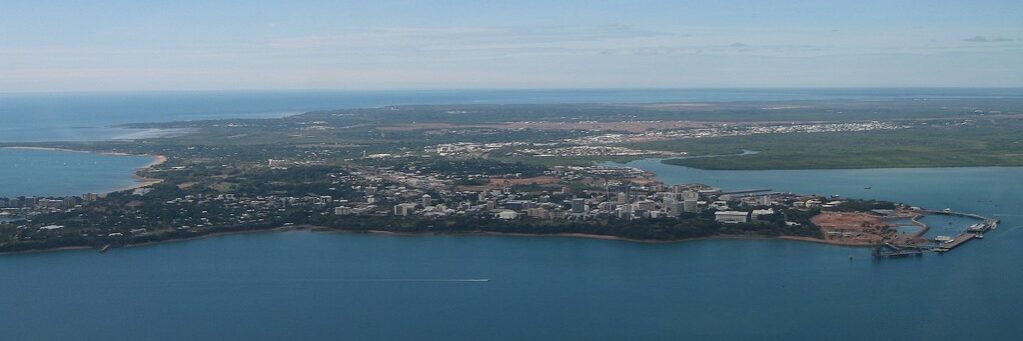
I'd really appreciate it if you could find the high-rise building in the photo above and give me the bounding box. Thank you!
[616,192,628,204]
[394,203,417,216]
[664,198,684,216]
[421,194,432,207]
[683,190,699,213]
[571,198,586,213]
[617,204,634,219]
[61,197,78,209]
[636,200,656,211]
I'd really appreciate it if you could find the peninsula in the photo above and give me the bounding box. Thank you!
[1,99,1015,255]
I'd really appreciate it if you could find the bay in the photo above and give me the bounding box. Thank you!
[1,163,1020,340]
[0,148,156,198]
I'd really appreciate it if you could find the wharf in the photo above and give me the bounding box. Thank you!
[933,233,976,252]
[875,208,999,258]
[873,243,925,258]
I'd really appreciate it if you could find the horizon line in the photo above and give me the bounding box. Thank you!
[3,86,1023,95]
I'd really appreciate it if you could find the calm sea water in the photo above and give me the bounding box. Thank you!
[3,88,1021,142]
[0,163,1020,340]
[0,148,155,198]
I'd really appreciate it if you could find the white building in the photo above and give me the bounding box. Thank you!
[752,208,775,220]
[394,203,417,216]
[496,210,519,220]
[715,211,749,224]
[682,190,699,213]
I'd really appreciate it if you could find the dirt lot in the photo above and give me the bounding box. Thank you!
[811,211,889,245]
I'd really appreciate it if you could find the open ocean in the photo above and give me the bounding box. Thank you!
[0,89,1021,340]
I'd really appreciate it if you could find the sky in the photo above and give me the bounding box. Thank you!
[1,0,1021,91]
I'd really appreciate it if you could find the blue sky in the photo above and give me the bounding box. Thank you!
[1,0,1021,91]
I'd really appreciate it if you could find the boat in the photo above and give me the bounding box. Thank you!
[863,187,872,190]
[967,223,987,233]
[976,234,985,239]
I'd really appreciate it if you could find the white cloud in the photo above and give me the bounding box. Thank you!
[963,36,1014,42]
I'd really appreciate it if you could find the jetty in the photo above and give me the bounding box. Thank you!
[872,243,924,258]
[932,233,976,253]
[874,208,999,258]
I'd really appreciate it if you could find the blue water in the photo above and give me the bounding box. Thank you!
[0,148,155,198]
[3,88,1021,142]
[1,162,1021,340]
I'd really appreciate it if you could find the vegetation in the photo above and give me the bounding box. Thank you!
[638,120,1023,170]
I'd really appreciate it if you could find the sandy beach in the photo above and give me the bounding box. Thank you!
[124,154,168,192]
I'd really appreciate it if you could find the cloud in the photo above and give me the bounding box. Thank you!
[963,36,1014,43]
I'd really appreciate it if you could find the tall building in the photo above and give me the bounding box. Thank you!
[571,198,586,213]
[636,199,656,211]
[61,197,78,209]
[394,203,417,216]
[617,204,634,219]
[683,190,699,213]
[616,192,628,205]
[664,198,684,216]
[421,194,432,207]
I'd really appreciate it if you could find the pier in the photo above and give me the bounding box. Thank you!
[872,243,924,258]
[874,208,999,258]
[933,233,976,252]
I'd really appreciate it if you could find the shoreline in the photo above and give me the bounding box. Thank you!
[124,154,168,192]
[0,226,870,256]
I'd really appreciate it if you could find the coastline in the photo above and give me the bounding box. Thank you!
[125,154,168,192]
[0,225,868,256]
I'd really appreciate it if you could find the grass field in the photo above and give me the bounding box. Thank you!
[629,120,1023,170]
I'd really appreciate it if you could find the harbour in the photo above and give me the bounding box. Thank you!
[873,209,1000,257]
